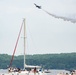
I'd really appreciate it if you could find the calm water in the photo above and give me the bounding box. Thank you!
[0,69,70,75]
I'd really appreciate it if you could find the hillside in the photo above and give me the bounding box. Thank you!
[0,53,76,70]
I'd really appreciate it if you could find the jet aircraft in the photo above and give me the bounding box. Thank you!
[34,3,41,9]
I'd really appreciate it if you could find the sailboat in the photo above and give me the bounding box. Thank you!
[1,19,46,75]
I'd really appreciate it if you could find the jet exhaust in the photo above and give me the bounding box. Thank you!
[34,3,76,23]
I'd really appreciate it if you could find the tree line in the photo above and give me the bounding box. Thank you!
[0,53,76,70]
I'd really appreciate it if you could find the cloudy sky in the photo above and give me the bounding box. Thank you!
[0,0,76,55]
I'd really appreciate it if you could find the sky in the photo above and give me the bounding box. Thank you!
[0,0,76,55]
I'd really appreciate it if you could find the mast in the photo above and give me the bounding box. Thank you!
[23,18,26,69]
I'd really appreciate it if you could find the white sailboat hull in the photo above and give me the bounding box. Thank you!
[1,71,47,75]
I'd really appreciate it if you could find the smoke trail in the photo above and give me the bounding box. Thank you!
[42,9,76,23]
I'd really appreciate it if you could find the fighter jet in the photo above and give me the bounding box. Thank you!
[34,3,41,9]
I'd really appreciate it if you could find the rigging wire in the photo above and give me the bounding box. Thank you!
[9,20,24,67]
[26,24,38,54]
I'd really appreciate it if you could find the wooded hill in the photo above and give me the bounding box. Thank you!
[0,53,76,70]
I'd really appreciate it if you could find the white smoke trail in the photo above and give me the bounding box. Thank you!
[42,9,76,23]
